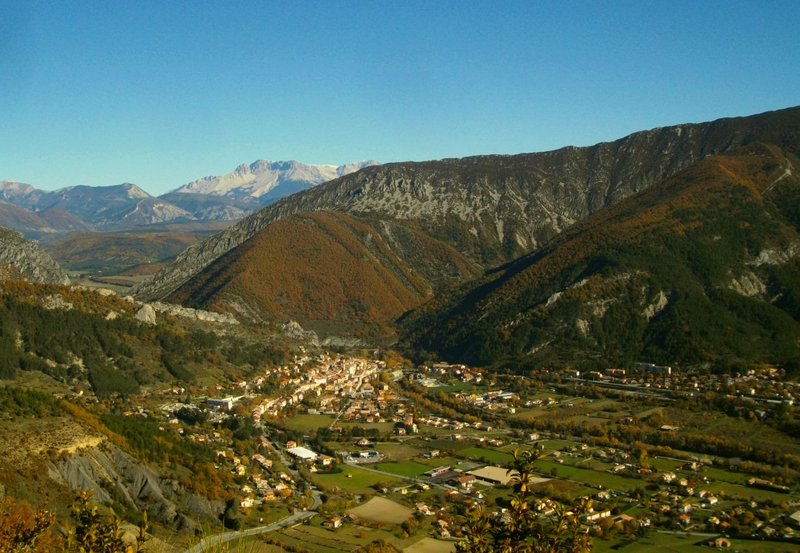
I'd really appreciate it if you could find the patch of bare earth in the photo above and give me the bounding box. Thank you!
[347,496,413,525]
[0,417,103,466]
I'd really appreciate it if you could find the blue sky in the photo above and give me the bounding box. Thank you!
[2,0,799,195]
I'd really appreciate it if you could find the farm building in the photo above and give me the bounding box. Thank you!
[287,446,318,462]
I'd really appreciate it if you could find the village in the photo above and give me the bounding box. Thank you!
[115,352,800,552]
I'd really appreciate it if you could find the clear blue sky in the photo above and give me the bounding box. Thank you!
[2,0,799,195]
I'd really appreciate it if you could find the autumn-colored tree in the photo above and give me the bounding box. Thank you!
[0,497,60,552]
[457,449,592,553]
[65,491,148,553]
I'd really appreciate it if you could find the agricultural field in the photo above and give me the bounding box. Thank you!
[648,457,686,472]
[434,381,483,394]
[457,447,515,465]
[532,459,646,492]
[348,496,413,524]
[375,441,426,461]
[250,520,450,553]
[704,481,793,503]
[284,414,336,433]
[594,532,800,552]
[374,461,433,478]
[403,537,456,553]
[311,464,402,493]
[340,421,396,434]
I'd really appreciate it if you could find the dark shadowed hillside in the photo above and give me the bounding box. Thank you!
[404,144,800,371]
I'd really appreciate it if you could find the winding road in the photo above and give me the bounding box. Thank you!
[185,488,321,553]
[184,507,317,553]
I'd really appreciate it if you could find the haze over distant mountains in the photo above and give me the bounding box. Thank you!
[0,160,378,236]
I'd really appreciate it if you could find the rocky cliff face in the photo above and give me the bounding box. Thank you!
[134,106,800,301]
[0,414,219,531]
[47,440,220,529]
[0,227,70,284]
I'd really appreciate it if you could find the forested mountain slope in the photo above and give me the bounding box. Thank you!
[404,144,800,370]
[166,211,480,336]
[135,106,800,303]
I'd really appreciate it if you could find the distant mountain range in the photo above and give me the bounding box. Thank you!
[169,160,379,202]
[132,106,800,368]
[0,160,377,236]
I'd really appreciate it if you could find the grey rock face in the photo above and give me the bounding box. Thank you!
[47,441,219,527]
[0,227,70,284]
[151,301,238,324]
[135,304,157,324]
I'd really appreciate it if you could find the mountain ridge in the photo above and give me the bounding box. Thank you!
[0,227,70,285]
[403,144,800,369]
[0,159,378,234]
[133,106,800,303]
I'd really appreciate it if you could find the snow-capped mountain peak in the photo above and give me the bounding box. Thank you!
[172,159,379,201]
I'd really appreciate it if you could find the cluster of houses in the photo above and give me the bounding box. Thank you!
[425,363,484,383]
[212,446,298,509]
[250,354,383,420]
[453,389,520,413]
[416,414,489,432]
[138,352,799,544]
[567,364,796,407]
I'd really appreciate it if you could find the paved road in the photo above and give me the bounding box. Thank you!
[344,461,450,491]
[185,509,316,553]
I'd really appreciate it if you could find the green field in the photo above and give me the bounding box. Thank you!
[311,464,401,493]
[532,460,645,492]
[649,457,686,472]
[699,465,748,484]
[375,441,425,461]
[374,461,432,478]
[564,415,609,427]
[435,381,483,393]
[341,421,395,433]
[458,447,515,465]
[530,478,596,501]
[538,439,577,451]
[415,455,461,469]
[705,481,793,503]
[284,414,336,433]
[510,407,548,419]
